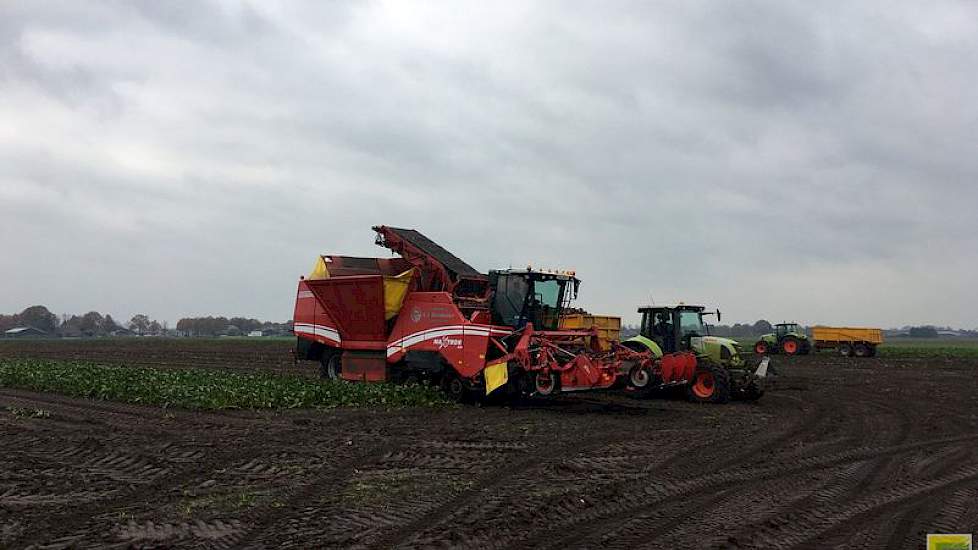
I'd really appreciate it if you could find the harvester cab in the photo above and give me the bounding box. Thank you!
[754,322,811,356]
[488,269,579,331]
[623,304,769,401]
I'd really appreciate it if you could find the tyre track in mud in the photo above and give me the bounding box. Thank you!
[4,348,978,549]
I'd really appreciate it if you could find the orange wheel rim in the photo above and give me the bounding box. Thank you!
[692,373,715,398]
[755,343,765,354]
[784,341,797,353]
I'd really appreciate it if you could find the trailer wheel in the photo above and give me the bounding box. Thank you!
[838,344,853,357]
[686,362,731,404]
[800,341,811,355]
[853,343,870,358]
[319,353,342,380]
[534,372,559,396]
[780,337,800,355]
[754,341,768,354]
[868,345,878,357]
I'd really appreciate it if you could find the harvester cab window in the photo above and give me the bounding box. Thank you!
[491,274,530,328]
[529,279,562,331]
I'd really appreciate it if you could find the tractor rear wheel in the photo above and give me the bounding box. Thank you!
[319,353,342,380]
[853,343,870,358]
[781,337,801,355]
[686,362,731,404]
[754,341,768,355]
[839,344,853,357]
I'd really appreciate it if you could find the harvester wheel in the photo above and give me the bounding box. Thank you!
[440,371,468,402]
[319,353,342,380]
[839,344,853,357]
[780,337,800,355]
[754,341,768,355]
[534,372,559,396]
[627,365,653,390]
[853,343,870,358]
[686,362,731,404]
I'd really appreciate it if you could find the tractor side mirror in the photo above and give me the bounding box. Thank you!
[716,309,722,323]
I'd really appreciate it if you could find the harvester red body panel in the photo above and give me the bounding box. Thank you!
[293,226,686,395]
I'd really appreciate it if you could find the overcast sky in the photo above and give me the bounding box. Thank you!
[2,1,976,328]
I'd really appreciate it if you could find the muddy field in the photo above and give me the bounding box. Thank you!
[1,340,977,549]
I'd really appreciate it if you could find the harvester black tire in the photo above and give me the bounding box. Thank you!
[839,344,853,357]
[686,362,731,404]
[853,343,870,358]
[627,365,653,390]
[754,341,768,355]
[534,372,559,396]
[319,353,342,380]
[440,370,468,403]
[780,336,801,356]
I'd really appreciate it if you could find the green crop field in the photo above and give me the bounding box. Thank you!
[0,359,450,410]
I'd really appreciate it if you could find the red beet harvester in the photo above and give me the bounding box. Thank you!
[293,226,696,400]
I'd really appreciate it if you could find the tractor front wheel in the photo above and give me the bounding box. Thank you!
[754,341,768,355]
[781,337,801,355]
[686,362,731,404]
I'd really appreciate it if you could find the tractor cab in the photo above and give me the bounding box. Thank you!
[625,304,746,369]
[636,305,713,354]
[775,323,801,338]
[488,269,579,331]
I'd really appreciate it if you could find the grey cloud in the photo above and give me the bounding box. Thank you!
[1,1,976,328]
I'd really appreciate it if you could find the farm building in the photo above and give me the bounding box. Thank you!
[4,326,48,338]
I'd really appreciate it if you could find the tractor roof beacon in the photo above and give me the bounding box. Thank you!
[623,304,771,402]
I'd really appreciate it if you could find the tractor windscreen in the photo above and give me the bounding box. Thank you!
[679,310,705,339]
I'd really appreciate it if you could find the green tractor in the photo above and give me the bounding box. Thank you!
[753,323,811,356]
[622,304,770,403]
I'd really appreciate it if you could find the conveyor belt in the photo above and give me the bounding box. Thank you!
[384,227,482,277]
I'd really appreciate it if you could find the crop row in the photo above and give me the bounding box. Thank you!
[0,359,450,410]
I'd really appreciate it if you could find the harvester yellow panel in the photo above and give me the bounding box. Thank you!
[811,326,883,345]
[559,314,622,351]
[484,361,509,395]
[382,268,415,320]
[309,256,330,280]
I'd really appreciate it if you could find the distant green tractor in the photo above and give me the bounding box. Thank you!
[753,323,811,356]
[622,304,769,403]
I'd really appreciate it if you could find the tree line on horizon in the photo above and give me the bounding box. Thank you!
[0,306,290,338]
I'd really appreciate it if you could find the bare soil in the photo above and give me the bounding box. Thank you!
[1,341,977,549]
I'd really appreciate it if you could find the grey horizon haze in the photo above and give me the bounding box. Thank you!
[1,1,976,328]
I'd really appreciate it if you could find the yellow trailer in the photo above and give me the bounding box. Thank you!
[811,326,883,357]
